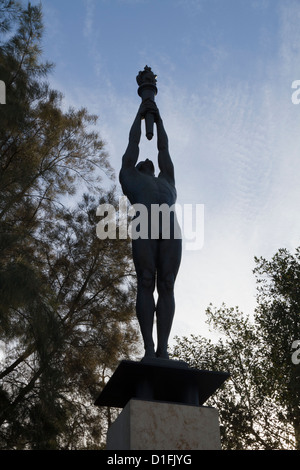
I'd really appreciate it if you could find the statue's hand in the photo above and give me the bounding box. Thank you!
[139,100,160,121]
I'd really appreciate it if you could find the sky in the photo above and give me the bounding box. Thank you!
[28,0,300,344]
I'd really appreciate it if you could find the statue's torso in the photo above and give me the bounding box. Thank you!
[119,167,177,208]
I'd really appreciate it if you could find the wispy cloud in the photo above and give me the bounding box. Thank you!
[82,0,110,82]
[39,0,300,342]
[83,0,95,39]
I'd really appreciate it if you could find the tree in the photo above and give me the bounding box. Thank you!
[254,247,300,449]
[171,247,300,450]
[0,2,139,449]
[0,1,113,338]
[1,193,138,449]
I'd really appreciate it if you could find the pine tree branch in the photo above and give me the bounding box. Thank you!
[0,343,35,380]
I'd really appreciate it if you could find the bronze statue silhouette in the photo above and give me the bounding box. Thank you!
[119,77,181,359]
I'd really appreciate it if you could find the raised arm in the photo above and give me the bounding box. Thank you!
[156,113,175,183]
[121,108,143,169]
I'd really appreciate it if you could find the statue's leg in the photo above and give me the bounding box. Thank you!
[132,238,157,358]
[156,238,182,359]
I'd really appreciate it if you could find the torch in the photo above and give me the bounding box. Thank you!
[136,66,158,140]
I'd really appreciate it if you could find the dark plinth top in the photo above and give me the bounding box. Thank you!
[94,359,229,408]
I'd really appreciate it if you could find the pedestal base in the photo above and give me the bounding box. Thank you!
[106,399,221,450]
[95,359,229,451]
[95,359,229,408]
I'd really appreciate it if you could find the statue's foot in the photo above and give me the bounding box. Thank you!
[144,347,156,359]
[156,349,169,359]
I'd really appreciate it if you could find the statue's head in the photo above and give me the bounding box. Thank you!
[136,158,155,176]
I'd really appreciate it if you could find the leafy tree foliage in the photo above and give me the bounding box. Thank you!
[0,1,139,449]
[254,247,300,449]
[172,247,300,450]
[0,0,21,34]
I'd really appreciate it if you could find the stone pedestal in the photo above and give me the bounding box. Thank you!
[95,359,229,450]
[106,399,221,450]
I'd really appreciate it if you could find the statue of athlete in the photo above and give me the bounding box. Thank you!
[119,100,181,359]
